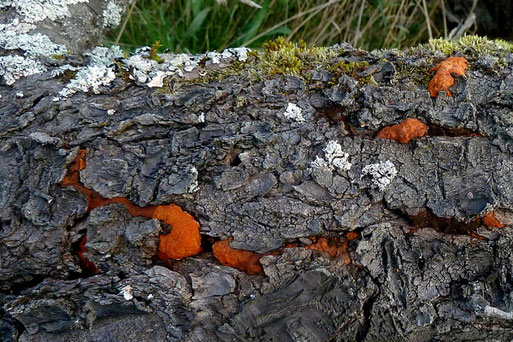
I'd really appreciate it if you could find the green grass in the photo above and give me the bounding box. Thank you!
[105,0,451,54]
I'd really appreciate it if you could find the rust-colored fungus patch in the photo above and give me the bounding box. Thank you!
[428,56,468,97]
[306,237,351,265]
[470,232,487,240]
[61,150,202,261]
[482,212,503,228]
[77,236,99,275]
[377,118,428,143]
[345,231,359,241]
[212,238,264,275]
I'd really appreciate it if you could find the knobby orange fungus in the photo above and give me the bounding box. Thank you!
[482,212,504,228]
[212,238,264,275]
[428,56,468,97]
[377,118,428,143]
[61,149,202,261]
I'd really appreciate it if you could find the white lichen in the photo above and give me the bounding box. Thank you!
[198,112,205,123]
[206,47,251,64]
[53,46,122,99]
[283,103,305,122]
[311,140,352,172]
[107,109,116,115]
[0,17,68,84]
[147,71,166,88]
[187,166,199,193]
[0,55,46,85]
[56,65,116,99]
[361,160,397,191]
[88,46,124,67]
[3,0,89,24]
[102,1,123,28]
[121,285,134,301]
[0,30,67,57]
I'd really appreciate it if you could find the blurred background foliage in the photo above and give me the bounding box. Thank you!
[104,0,512,54]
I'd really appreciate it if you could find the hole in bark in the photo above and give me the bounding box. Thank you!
[401,209,496,235]
[71,235,99,276]
[224,148,242,166]
[316,105,357,136]
[201,235,215,253]
[0,308,24,341]
[8,275,46,295]
[427,125,484,137]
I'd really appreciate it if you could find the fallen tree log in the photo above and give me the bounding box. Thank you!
[2,2,513,341]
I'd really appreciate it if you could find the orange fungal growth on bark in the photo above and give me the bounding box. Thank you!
[154,205,203,260]
[212,238,264,275]
[345,231,359,241]
[428,56,468,97]
[61,149,87,187]
[306,237,351,264]
[482,212,503,228]
[377,118,428,143]
[470,232,487,240]
[77,236,99,275]
[61,149,203,261]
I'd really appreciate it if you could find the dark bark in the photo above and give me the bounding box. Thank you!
[2,3,513,342]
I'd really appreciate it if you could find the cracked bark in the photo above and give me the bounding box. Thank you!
[2,2,513,342]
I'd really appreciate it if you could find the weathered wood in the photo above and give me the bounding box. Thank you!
[2,2,513,342]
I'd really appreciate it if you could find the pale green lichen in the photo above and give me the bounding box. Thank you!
[1,0,89,24]
[0,31,67,57]
[56,65,116,99]
[0,55,46,85]
[0,0,90,85]
[103,1,123,28]
[54,46,122,98]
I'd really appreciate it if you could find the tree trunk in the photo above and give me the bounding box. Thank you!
[2,2,513,342]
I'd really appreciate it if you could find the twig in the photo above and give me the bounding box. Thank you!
[115,0,138,45]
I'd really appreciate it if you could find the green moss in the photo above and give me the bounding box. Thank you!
[148,41,165,63]
[327,60,372,84]
[395,63,431,87]
[420,35,513,56]
[58,69,77,83]
[255,36,335,76]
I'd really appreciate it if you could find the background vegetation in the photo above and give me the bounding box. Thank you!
[104,0,477,53]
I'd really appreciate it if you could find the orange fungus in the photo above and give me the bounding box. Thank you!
[377,118,428,143]
[77,236,99,275]
[212,238,264,275]
[428,56,468,97]
[482,212,503,228]
[61,150,202,261]
[345,231,359,241]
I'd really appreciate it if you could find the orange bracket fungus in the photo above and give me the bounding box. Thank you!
[212,238,264,275]
[428,56,468,97]
[62,149,202,262]
[377,118,428,143]
[482,212,504,228]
